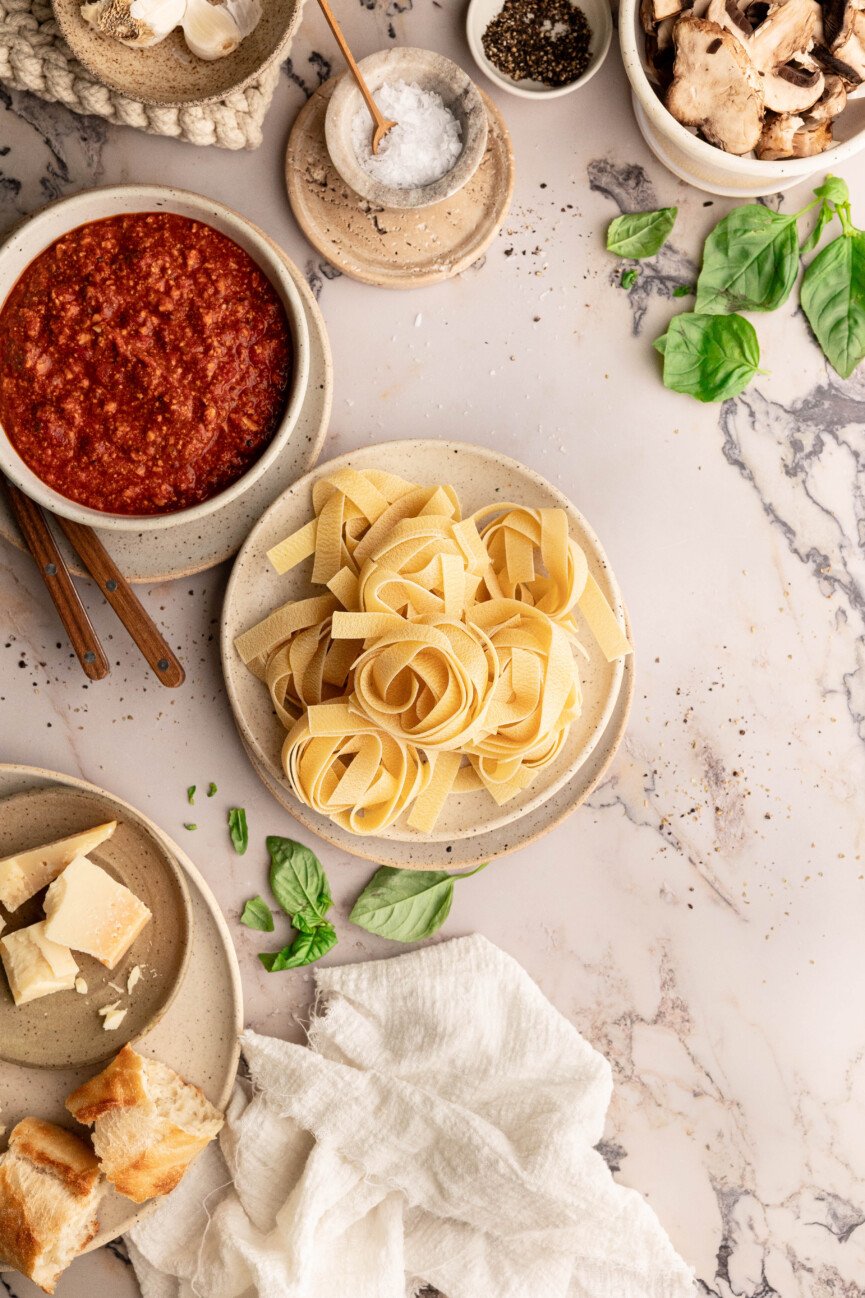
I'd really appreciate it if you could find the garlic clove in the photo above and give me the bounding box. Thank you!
[224,0,261,39]
[181,0,243,60]
[81,0,187,48]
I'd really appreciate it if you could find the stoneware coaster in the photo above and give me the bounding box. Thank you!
[221,441,632,864]
[0,764,243,1255]
[285,80,515,288]
[0,784,192,1070]
[0,233,332,584]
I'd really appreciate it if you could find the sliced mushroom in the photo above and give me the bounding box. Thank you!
[745,0,771,25]
[803,71,848,115]
[707,0,755,38]
[829,2,865,77]
[812,40,864,80]
[749,0,822,69]
[761,56,826,108]
[666,15,766,152]
[756,110,833,153]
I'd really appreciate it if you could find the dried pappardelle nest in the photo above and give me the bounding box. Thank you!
[234,469,633,836]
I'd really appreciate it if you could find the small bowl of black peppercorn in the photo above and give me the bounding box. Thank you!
[466,0,611,99]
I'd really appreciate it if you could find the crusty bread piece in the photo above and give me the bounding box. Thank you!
[65,1044,223,1204]
[0,1118,101,1294]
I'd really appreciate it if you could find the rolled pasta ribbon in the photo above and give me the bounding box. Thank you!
[467,600,581,800]
[282,702,432,834]
[333,612,500,752]
[263,617,360,728]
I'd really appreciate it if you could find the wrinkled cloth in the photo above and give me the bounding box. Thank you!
[128,934,693,1298]
[0,0,282,148]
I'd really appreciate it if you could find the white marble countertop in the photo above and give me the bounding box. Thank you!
[2,3,865,1296]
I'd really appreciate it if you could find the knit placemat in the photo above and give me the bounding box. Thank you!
[0,0,282,148]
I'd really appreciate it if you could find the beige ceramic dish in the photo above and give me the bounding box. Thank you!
[0,764,243,1257]
[287,81,515,289]
[0,215,331,583]
[0,185,311,534]
[325,48,489,210]
[52,0,303,106]
[239,641,633,869]
[221,441,630,847]
[0,784,192,1070]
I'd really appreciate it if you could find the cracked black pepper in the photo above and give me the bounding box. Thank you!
[481,0,593,86]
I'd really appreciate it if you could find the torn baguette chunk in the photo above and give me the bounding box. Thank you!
[0,922,79,1006]
[0,1118,101,1294]
[0,822,116,912]
[66,1044,224,1204]
[666,15,766,152]
[43,857,151,970]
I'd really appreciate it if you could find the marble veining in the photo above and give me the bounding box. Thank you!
[0,4,863,1298]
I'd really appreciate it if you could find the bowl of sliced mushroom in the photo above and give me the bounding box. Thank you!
[620,0,865,195]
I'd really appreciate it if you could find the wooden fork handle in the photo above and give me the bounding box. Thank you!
[4,481,109,682]
[56,517,186,689]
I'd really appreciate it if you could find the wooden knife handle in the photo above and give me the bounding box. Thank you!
[56,517,186,689]
[3,481,110,682]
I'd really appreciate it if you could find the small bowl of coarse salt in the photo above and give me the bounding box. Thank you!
[324,47,489,210]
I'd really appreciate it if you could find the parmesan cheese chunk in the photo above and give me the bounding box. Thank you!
[43,857,151,970]
[0,922,79,1006]
[0,822,117,912]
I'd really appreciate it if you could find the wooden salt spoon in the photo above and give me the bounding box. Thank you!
[316,0,396,153]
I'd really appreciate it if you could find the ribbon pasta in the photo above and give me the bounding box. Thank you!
[236,470,632,836]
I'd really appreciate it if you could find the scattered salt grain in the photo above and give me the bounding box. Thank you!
[351,80,462,188]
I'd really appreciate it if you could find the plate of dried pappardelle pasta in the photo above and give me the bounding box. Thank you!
[221,441,633,858]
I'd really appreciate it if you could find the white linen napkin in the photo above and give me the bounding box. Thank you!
[127,934,693,1298]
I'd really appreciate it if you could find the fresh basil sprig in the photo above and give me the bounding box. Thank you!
[801,200,865,379]
[256,837,337,971]
[228,807,249,855]
[654,313,762,403]
[240,896,274,932]
[606,207,677,259]
[349,862,488,943]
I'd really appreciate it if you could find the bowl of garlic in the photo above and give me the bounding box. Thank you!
[52,0,303,106]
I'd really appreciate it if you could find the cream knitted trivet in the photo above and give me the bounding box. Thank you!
[0,0,281,148]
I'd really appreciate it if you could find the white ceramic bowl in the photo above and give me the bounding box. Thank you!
[466,0,612,99]
[325,48,489,210]
[0,185,310,533]
[620,0,865,197]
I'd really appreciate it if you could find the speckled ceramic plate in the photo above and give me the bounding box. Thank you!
[52,0,303,107]
[286,81,515,288]
[0,764,242,1256]
[221,442,630,854]
[0,784,192,1070]
[0,227,332,584]
[238,642,634,869]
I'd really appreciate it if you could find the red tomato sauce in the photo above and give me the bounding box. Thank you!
[0,212,293,516]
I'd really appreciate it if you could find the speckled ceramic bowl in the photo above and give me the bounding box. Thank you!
[0,185,310,534]
[324,48,489,210]
[51,0,302,107]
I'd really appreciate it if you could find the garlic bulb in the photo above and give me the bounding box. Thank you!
[180,0,262,61]
[80,0,187,48]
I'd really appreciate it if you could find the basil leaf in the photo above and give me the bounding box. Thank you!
[801,230,865,379]
[813,175,849,207]
[207,782,218,798]
[801,202,835,256]
[695,206,799,314]
[240,896,275,932]
[620,269,638,290]
[654,313,761,403]
[259,919,337,971]
[349,862,488,943]
[672,284,694,298]
[228,807,248,855]
[606,207,677,259]
[267,836,332,922]
[186,785,196,805]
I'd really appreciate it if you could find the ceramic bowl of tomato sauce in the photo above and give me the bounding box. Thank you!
[0,185,310,532]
